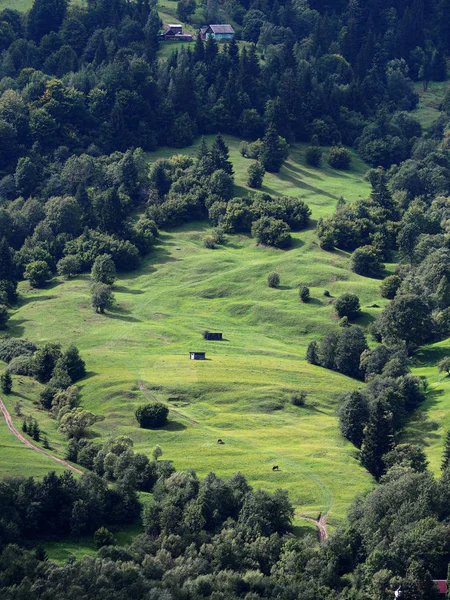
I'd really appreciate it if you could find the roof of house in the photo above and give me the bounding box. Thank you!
[167,24,182,28]
[209,24,235,34]
[200,26,208,33]
[433,581,448,594]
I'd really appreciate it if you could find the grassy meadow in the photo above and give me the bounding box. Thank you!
[1,137,382,529]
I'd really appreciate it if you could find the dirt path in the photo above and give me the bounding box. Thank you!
[0,396,84,475]
[137,381,200,426]
[297,513,328,542]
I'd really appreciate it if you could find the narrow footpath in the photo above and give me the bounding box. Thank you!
[297,513,328,542]
[0,396,83,475]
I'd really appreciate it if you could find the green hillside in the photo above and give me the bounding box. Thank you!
[0,137,382,526]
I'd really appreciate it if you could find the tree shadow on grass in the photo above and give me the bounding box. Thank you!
[6,318,27,337]
[107,312,141,323]
[114,285,145,295]
[290,237,305,250]
[414,345,450,366]
[163,420,187,431]
[18,295,59,307]
[403,389,444,447]
[356,312,376,327]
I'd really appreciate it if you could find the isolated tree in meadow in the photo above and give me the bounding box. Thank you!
[438,357,450,376]
[360,399,394,480]
[91,254,116,285]
[0,371,12,395]
[152,445,162,460]
[91,283,114,314]
[442,431,450,471]
[267,272,280,288]
[31,419,40,442]
[299,286,310,302]
[24,260,51,288]
[334,293,361,319]
[251,216,291,248]
[135,403,168,428]
[339,390,369,448]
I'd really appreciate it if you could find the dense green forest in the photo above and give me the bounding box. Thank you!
[2,0,450,598]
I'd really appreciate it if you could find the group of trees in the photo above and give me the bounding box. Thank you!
[147,135,311,248]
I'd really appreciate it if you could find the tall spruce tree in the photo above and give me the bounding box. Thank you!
[259,124,289,173]
[360,399,394,480]
[210,134,233,175]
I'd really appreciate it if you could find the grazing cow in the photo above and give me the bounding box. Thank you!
[272,465,279,471]
[217,438,224,444]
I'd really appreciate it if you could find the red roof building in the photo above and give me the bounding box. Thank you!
[433,580,448,594]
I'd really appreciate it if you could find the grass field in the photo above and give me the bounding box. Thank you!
[0,136,382,530]
[413,79,448,129]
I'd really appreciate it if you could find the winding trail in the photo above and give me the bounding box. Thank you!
[0,396,84,475]
[297,513,328,542]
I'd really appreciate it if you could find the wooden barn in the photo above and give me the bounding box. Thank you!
[200,24,235,41]
[190,352,206,360]
[161,24,193,41]
[203,331,223,340]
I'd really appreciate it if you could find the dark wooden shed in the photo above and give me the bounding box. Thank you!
[190,352,206,360]
[203,331,223,340]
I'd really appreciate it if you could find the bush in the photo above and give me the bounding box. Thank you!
[247,162,265,188]
[57,255,81,279]
[267,272,280,288]
[24,261,52,288]
[351,245,385,278]
[305,146,322,167]
[299,286,310,302]
[380,275,402,299]
[290,390,307,406]
[135,402,169,428]
[323,290,330,297]
[8,355,34,376]
[251,216,292,248]
[203,236,216,249]
[0,338,37,363]
[94,527,116,548]
[334,293,361,319]
[328,146,351,170]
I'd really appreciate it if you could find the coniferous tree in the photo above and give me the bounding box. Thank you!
[306,340,319,365]
[210,134,234,175]
[193,33,204,62]
[31,419,40,442]
[259,124,289,173]
[22,418,27,434]
[0,371,12,395]
[360,399,394,480]
[339,390,369,448]
[442,430,450,471]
